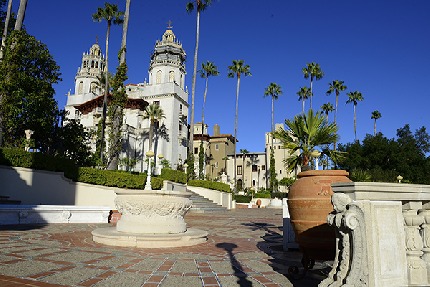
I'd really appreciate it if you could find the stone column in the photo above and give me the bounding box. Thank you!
[419,201,430,283]
[403,201,428,285]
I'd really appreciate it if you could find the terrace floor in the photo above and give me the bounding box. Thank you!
[0,208,328,287]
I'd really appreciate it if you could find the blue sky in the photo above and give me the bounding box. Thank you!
[20,0,430,153]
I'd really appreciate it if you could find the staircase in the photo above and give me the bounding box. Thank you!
[188,191,227,213]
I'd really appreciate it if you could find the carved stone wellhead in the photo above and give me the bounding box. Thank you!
[319,182,430,287]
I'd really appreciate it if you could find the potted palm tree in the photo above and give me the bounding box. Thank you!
[273,109,351,266]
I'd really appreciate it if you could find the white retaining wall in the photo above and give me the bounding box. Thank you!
[0,165,116,208]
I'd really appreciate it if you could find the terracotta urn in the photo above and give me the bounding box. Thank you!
[288,169,351,261]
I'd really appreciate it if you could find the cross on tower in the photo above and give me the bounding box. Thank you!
[167,20,173,29]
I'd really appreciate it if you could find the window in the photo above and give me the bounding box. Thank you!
[252,180,256,186]
[169,71,175,82]
[252,165,258,172]
[237,165,243,175]
[194,147,198,154]
[280,170,282,174]
[78,81,83,94]
[156,70,162,84]
[91,60,94,68]
[215,144,219,150]
[83,61,87,68]
[262,165,266,171]
[75,109,81,118]
[215,162,218,168]
[154,101,160,106]
[179,104,183,115]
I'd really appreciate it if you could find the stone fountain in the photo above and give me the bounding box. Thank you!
[92,181,208,248]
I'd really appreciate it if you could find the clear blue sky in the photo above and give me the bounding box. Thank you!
[20,0,430,153]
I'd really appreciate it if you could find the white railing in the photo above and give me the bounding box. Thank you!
[320,182,430,287]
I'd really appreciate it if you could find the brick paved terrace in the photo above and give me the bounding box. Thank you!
[0,208,327,287]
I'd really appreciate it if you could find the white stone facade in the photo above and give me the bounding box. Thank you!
[65,28,188,171]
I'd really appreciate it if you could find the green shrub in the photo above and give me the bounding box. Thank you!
[234,194,252,203]
[254,192,272,198]
[160,168,186,184]
[188,180,231,193]
[271,192,288,199]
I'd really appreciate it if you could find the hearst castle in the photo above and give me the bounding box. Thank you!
[65,27,295,191]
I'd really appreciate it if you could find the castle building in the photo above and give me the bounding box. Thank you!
[65,28,189,171]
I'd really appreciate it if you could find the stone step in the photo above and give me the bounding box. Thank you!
[188,191,227,213]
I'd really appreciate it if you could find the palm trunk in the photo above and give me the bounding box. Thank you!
[374,119,376,136]
[353,104,357,141]
[200,77,208,175]
[233,76,241,192]
[107,0,131,171]
[333,91,339,151]
[309,77,313,110]
[14,0,27,31]
[189,10,200,158]
[271,96,274,150]
[0,0,13,60]
[302,98,305,114]
[100,22,111,165]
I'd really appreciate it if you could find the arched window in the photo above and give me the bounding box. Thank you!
[90,82,97,93]
[95,61,98,68]
[156,70,162,84]
[91,61,94,68]
[83,61,87,68]
[78,81,84,94]
[169,71,175,82]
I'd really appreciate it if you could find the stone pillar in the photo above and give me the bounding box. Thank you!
[419,201,430,283]
[403,201,428,285]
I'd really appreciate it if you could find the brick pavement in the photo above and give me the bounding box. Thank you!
[0,208,327,287]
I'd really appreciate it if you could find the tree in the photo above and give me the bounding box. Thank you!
[371,110,381,136]
[186,0,213,164]
[14,0,26,31]
[302,62,323,110]
[106,0,130,170]
[326,80,347,125]
[346,91,364,141]
[321,102,334,122]
[273,109,340,172]
[264,82,282,148]
[269,148,277,192]
[92,3,124,165]
[143,103,165,153]
[228,59,251,192]
[0,30,61,151]
[239,148,249,190]
[297,86,311,114]
[198,60,218,178]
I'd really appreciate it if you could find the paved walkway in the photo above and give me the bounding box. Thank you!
[0,208,327,287]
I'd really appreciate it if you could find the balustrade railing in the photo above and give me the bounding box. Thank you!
[320,182,430,287]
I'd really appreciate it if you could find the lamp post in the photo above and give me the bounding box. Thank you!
[397,175,403,183]
[311,149,322,170]
[145,150,154,190]
[158,154,164,175]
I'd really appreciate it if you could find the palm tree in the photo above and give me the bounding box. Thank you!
[297,86,311,114]
[264,82,283,149]
[1,0,13,59]
[302,62,324,110]
[143,104,166,153]
[273,109,340,171]
[346,91,364,141]
[92,3,124,165]
[199,60,219,140]
[14,0,27,31]
[371,110,382,136]
[326,80,347,125]
[321,102,334,122]
[120,0,131,64]
[239,148,249,189]
[186,0,213,161]
[228,59,251,192]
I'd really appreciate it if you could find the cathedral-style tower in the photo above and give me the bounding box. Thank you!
[74,42,105,95]
[148,28,186,91]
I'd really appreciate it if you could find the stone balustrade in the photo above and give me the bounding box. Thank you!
[320,182,430,287]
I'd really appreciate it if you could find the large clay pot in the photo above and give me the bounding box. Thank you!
[288,170,351,261]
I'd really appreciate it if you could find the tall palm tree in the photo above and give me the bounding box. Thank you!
[186,0,213,160]
[371,110,382,136]
[107,0,130,170]
[326,80,347,125]
[199,60,219,139]
[143,104,166,153]
[302,62,324,110]
[1,0,13,59]
[228,59,251,192]
[346,91,364,141]
[14,0,27,31]
[92,3,124,165]
[239,148,249,190]
[321,102,334,122]
[264,82,283,149]
[297,86,311,114]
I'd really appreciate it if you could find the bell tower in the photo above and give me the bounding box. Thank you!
[74,42,105,96]
[148,25,186,89]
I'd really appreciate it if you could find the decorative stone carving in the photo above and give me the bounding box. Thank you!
[319,193,368,287]
[419,202,430,283]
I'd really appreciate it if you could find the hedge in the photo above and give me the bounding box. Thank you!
[234,195,251,203]
[188,180,231,193]
[160,168,186,184]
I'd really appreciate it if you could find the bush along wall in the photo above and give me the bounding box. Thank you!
[188,180,231,193]
[160,168,187,184]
